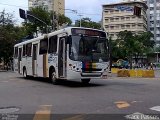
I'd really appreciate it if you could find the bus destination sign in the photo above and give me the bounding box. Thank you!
[71,28,106,37]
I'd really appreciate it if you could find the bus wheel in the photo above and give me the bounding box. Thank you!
[81,79,90,84]
[49,69,58,85]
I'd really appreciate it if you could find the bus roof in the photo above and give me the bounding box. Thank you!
[14,27,106,47]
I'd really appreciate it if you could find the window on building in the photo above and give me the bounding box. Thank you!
[116,25,119,29]
[150,7,154,11]
[48,35,58,53]
[138,24,142,28]
[121,17,124,20]
[157,34,160,37]
[110,26,114,29]
[132,16,135,19]
[110,10,114,13]
[126,25,130,28]
[150,27,154,31]
[110,34,114,37]
[150,21,154,25]
[115,18,119,21]
[150,0,154,4]
[105,25,109,28]
[105,19,109,23]
[121,25,125,29]
[157,20,160,24]
[105,11,109,13]
[132,24,136,28]
[126,17,130,21]
[115,10,119,13]
[156,0,160,3]
[157,6,160,10]
[39,38,48,55]
[110,18,114,22]
[150,16,154,20]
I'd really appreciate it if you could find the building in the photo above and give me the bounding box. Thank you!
[146,0,160,47]
[102,1,148,40]
[28,0,65,15]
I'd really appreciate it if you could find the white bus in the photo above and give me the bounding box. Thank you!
[14,27,109,84]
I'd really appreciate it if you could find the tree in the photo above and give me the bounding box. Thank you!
[75,17,101,29]
[113,30,154,69]
[22,6,72,34]
[0,10,23,68]
[57,14,72,26]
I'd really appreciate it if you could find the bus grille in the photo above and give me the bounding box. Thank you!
[81,68,102,72]
[81,73,102,77]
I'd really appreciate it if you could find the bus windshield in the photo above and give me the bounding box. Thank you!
[69,35,109,62]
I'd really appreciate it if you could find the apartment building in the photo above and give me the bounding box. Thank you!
[147,0,160,47]
[28,0,65,15]
[102,1,148,40]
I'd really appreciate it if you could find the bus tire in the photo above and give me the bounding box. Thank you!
[81,79,90,84]
[49,68,58,85]
[23,67,28,78]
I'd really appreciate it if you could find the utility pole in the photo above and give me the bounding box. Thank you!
[78,14,83,27]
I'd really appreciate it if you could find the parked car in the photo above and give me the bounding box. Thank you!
[112,59,129,69]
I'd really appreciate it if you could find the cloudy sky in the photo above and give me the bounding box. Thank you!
[0,0,121,24]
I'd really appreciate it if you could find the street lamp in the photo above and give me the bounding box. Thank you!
[77,14,83,27]
[102,8,112,73]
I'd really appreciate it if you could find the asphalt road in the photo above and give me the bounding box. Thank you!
[0,71,160,120]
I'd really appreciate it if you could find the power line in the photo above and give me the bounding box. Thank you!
[78,12,101,16]
[0,2,101,16]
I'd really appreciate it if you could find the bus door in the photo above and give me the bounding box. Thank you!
[32,44,38,75]
[18,47,22,74]
[58,35,67,78]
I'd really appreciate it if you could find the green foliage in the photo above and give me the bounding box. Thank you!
[23,7,72,34]
[22,6,52,34]
[58,14,72,26]
[111,30,154,68]
[75,17,101,29]
[0,10,23,65]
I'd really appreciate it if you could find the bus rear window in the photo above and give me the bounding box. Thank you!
[39,38,48,55]
[14,47,18,58]
[26,43,32,57]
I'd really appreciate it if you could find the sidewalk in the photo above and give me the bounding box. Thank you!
[154,69,160,78]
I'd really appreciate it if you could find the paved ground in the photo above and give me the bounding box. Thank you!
[0,71,160,120]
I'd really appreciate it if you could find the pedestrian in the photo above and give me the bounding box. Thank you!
[150,62,153,70]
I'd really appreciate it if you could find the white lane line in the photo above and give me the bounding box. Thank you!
[150,106,160,112]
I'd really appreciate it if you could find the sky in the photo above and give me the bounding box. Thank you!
[0,0,121,25]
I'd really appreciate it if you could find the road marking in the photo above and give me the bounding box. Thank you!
[33,105,52,120]
[62,115,84,120]
[1,81,9,83]
[131,101,143,104]
[115,101,130,109]
[150,106,160,112]
[125,112,144,120]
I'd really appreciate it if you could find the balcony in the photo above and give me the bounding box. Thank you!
[156,31,160,34]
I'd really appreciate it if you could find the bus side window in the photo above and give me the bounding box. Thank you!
[14,47,18,58]
[48,35,57,53]
[26,43,32,57]
[39,38,48,55]
[23,44,26,57]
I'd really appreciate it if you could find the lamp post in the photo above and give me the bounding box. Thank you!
[77,14,83,27]
[102,8,112,73]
